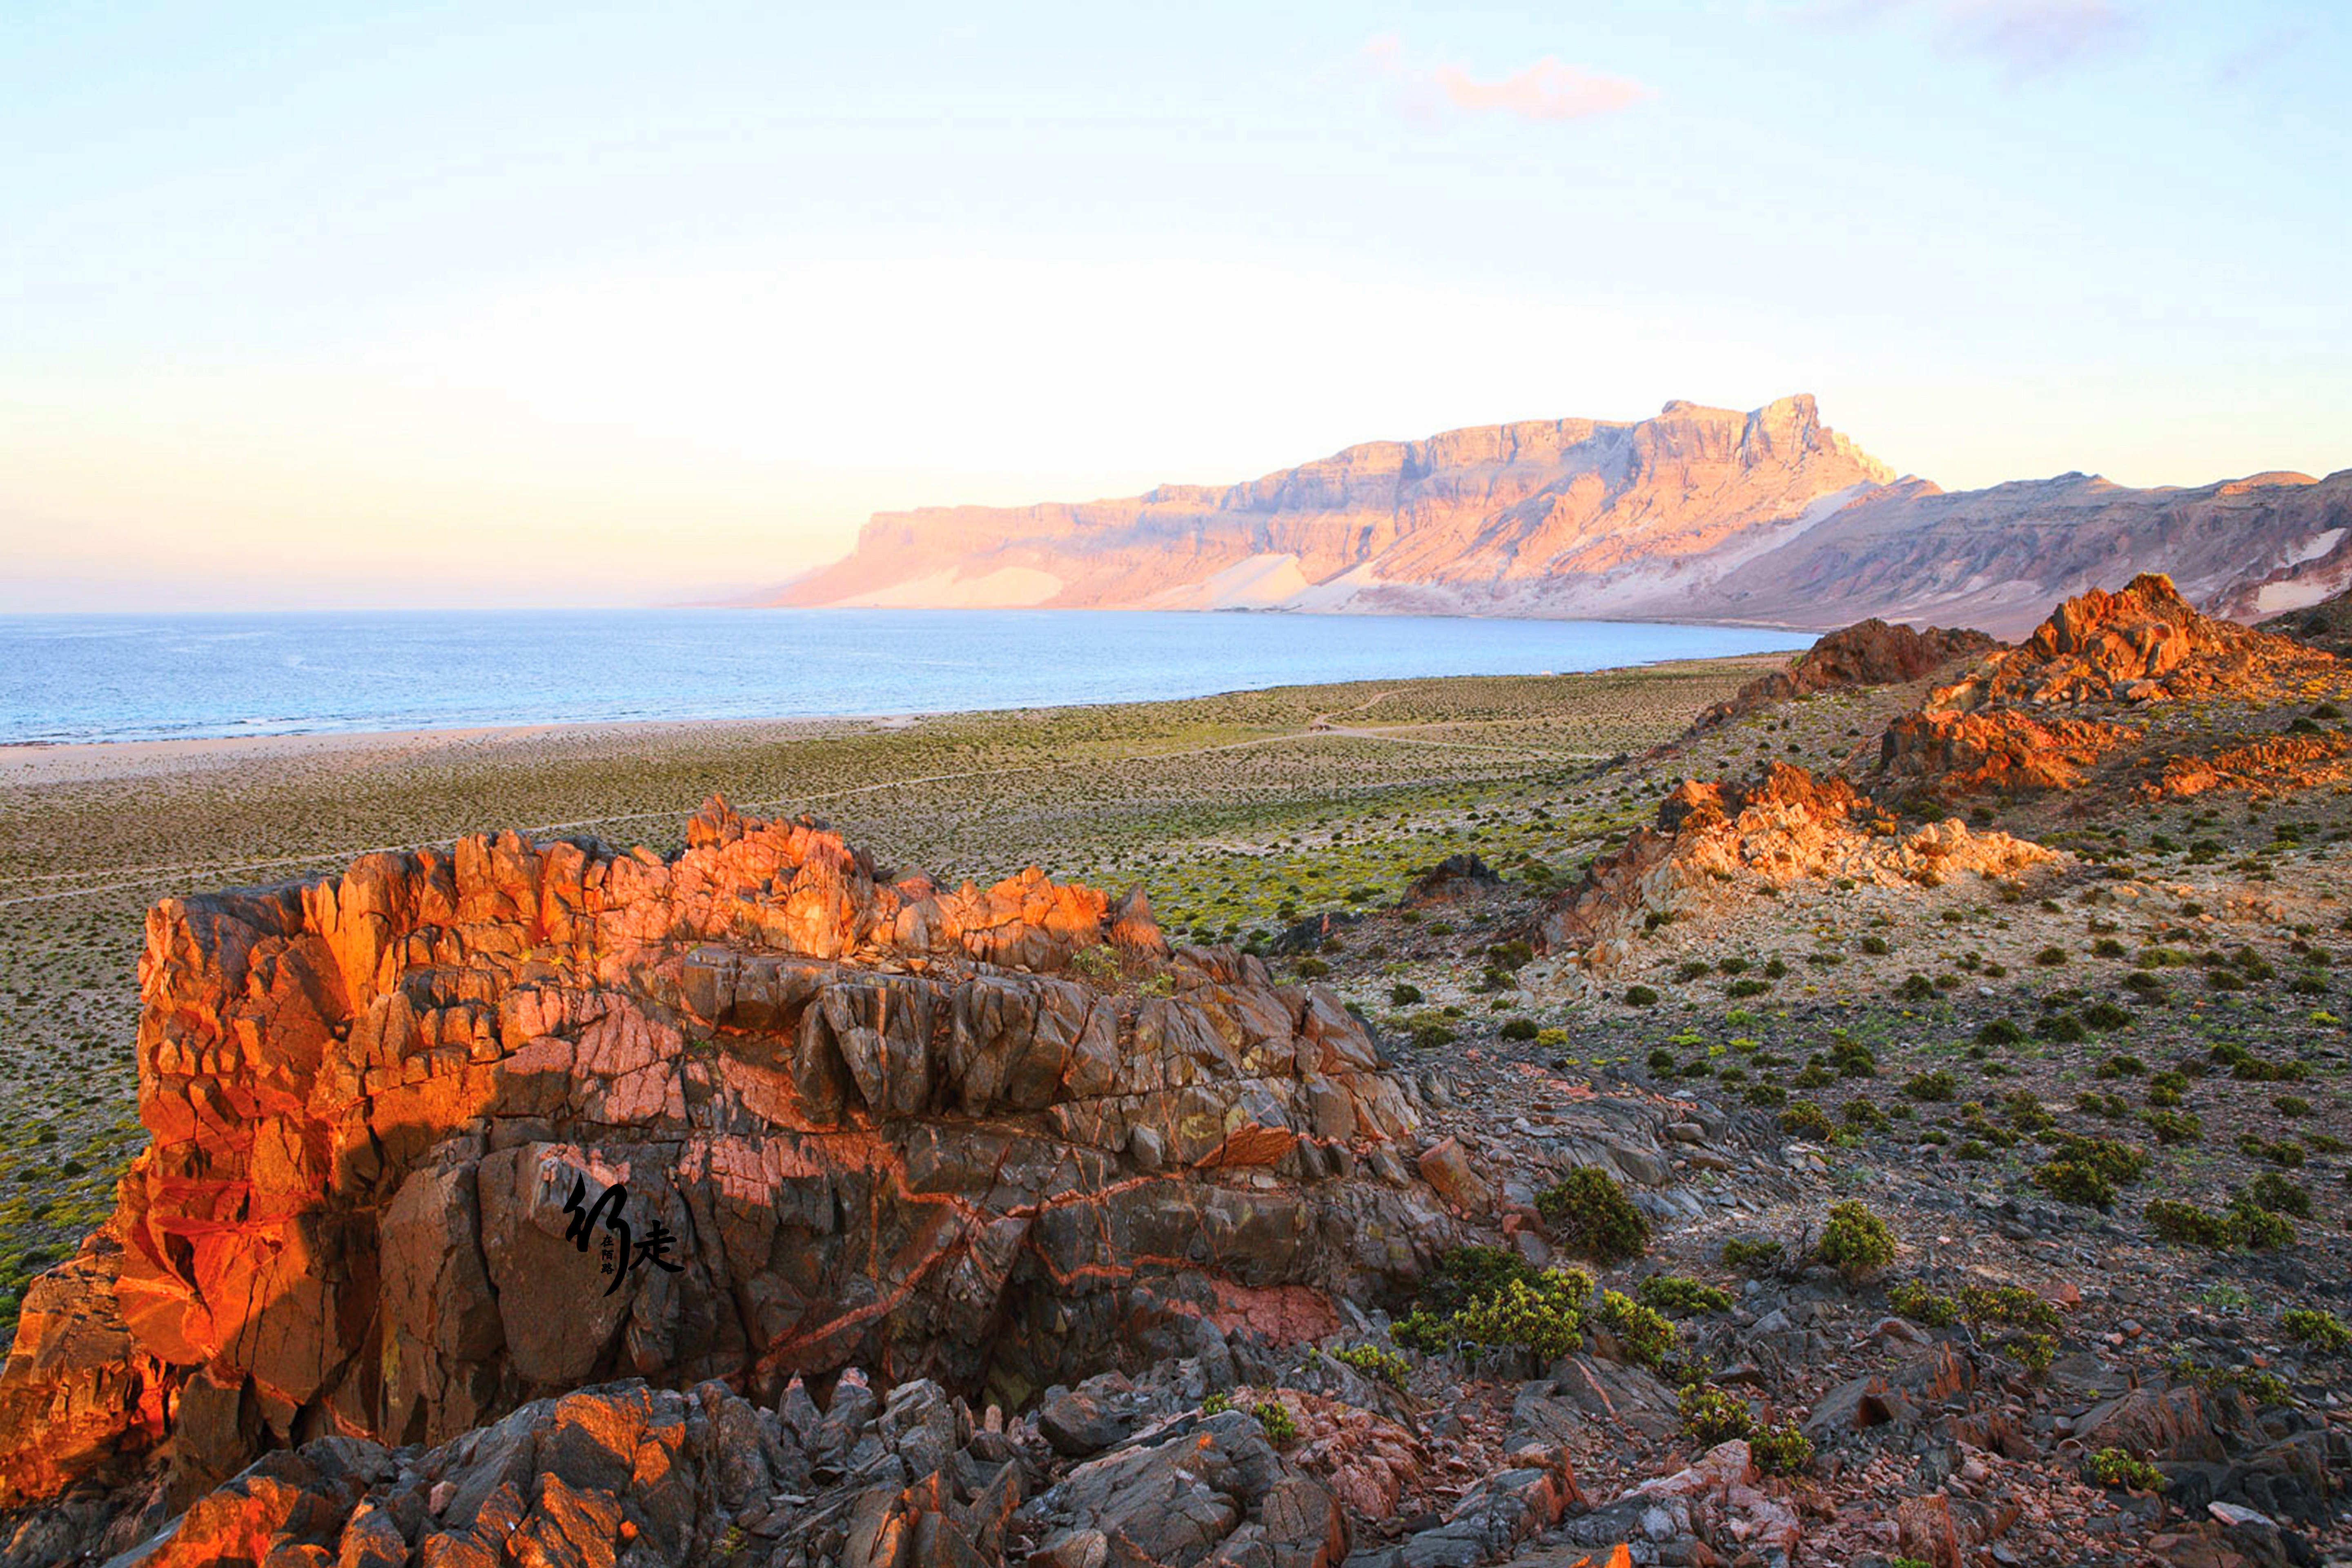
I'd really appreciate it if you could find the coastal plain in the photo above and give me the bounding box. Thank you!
[0,655,1774,1334]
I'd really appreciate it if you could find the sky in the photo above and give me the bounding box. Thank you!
[3,0,2347,610]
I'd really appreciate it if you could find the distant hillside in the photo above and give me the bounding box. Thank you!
[775,395,2352,638]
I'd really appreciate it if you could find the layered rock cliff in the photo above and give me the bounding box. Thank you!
[775,399,2352,638]
[0,800,1445,1534]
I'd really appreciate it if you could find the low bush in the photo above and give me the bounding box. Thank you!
[1902,1070,1956,1102]
[1677,1383,1753,1446]
[1536,1167,1651,1263]
[2085,1448,2164,1492]
[1331,1344,1410,1388]
[2283,1308,2350,1352]
[1720,1238,1784,1272]
[1637,1274,1733,1315]
[1816,1201,1897,1281]
[1593,1289,1676,1367]
[1777,1100,1834,1139]
[1748,1421,1813,1476]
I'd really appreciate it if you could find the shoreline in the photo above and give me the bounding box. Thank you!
[0,651,1808,786]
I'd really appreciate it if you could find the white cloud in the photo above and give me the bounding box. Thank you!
[1361,35,1649,123]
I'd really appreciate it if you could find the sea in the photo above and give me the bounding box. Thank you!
[0,610,1815,746]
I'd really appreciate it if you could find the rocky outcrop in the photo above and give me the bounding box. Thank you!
[1878,710,2142,795]
[773,394,2352,638]
[2149,728,2352,799]
[1931,573,2336,710]
[1866,575,2341,798]
[0,799,1444,1518]
[1693,617,1997,728]
[89,1370,1355,1568]
[1522,764,2055,970]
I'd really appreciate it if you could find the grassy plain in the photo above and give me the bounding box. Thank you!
[0,655,1775,1330]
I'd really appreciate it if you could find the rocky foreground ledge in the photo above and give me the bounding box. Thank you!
[0,800,1479,1562]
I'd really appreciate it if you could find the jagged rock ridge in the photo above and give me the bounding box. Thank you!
[0,799,1446,1537]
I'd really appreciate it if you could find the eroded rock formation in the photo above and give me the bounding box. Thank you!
[1522,764,2055,971]
[1878,710,2142,796]
[1693,617,1998,730]
[1931,573,2335,711]
[0,800,1444,1530]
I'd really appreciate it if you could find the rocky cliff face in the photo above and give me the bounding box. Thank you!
[778,396,1894,619]
[775,400,2352,638]
[0,800,1444,1532]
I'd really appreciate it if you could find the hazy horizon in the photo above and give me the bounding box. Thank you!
[7,0,2348,612]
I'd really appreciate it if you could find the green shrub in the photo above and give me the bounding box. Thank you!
[1201,1391,1232,1416]
[1902,1070,1956,1102]
[2142,1109,2201,1145]
[1958,1283,2058,1330]
[1976,1018,2023,1046]
[1843,1100,1888,1131]
[1418,1246,1543,1314]
[1594,1289,1676,1367]
[1389,982,1424,1006]
[1536,1167,1651,1263]
[1777,1100,1834,1139]
[1677,1383,1753,1446]
[2033,1160,2116,1209]
[1720,1238,1783,1272]
[1331,1344,1410,1388]
[2239,1134,2307,1167]
[1499,1017,1538,1041]
[2046,1133,2149,1183]
[2247,1172,2311,1218]
[2231,1199,2297,1250]
[1816,1201,1897,1280]
[2085,1447,2164,1491]
[1395,1265,1594,1364]
[2146,1199,2235,1247]
[2283,1308,2350,1352]
[1749,1420,1813,1476]
[1624,984,1660,1007]
[2035,1012,2089,1044]
[1637,1274,1733,1315]
[2007,1333,2056,1376]
[1254,1399,1300,1446]
[1887,1278,1958,1327]
[1407,1014,1457,1050]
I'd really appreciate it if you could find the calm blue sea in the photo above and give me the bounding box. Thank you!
[0,610,1813,745]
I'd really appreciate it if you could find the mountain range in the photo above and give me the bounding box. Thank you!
[773,395,2352,637]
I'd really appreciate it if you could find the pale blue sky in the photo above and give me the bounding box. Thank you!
[4,1,2346,608]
